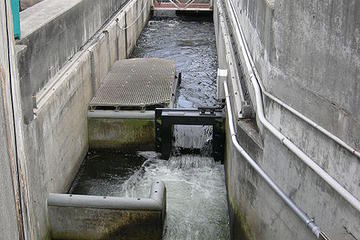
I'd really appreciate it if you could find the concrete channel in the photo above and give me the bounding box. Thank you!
[0,0,359,239]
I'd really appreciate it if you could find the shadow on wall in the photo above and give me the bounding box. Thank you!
[20,0,43,11]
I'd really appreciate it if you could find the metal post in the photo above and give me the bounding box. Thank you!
[10,0,20,39]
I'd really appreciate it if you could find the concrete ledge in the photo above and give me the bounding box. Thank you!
[48,181,166,240]
[18,0,151,123]
[88,110,155,119]
[88,111,155,151]
[17,0,128,123]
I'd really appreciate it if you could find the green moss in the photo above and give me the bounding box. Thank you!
[44,226,52,240]
[225,125,254,240]
[226,186,254,240]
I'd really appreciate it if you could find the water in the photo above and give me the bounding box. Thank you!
[71,15,230,239]
[121,152,229,240]
[69,152,146,195]
[71,152,229,240]
[131,16,218,108]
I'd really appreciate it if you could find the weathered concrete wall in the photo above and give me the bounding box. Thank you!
[88,112,155,151]
[216,0,360,239]
[17,0,128,123]
[14,0,151,238]
[0,1,23,239]
[20,0,44,11]
[48,181,166,240]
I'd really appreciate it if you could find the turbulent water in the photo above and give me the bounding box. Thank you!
[71,15,230,239]
[120,152,229,240]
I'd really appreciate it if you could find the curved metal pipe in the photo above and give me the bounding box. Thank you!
[224,0,360,213]
[224,81,322,238]
[227,0,360,160]
[249,75,360,213]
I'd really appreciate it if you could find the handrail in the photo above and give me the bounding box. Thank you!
[224,0,360,213]
[227,0,360,160]
[224,80,323,238]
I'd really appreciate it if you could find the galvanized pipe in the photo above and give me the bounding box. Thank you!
[227,0,360,160]
[249,75,360,213]
[224,0,360,213]
[224,81,322,238]
[49,181,165,210]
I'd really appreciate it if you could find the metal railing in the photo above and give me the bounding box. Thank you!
[152,0,213,11]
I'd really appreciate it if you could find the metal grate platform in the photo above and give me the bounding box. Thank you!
[90,58,176,110]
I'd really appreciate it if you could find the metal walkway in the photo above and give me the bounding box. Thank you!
[152,0,212,11]
[90,58,177,110]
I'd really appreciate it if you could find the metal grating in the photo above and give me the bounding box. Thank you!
[90,58,176,109]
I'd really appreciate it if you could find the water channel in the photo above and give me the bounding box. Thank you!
[70,14,230,239]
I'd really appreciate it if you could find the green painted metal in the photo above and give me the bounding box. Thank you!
[10,0,20,39]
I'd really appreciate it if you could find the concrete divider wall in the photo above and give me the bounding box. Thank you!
[15,0,151,238]
[48,181,166,240]
[215,0,360,239]
[17,0,128,123]
[88,111,156,151]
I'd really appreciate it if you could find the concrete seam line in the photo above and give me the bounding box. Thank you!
[118,0,149,30]
[224,81,323,238]
[223,0,360,212]
[226,0,360,160]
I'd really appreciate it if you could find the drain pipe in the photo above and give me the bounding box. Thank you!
[224,81,324,238]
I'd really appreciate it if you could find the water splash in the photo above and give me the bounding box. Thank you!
[119,153,230,240]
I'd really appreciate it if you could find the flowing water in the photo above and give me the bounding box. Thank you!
[71,15,230,239]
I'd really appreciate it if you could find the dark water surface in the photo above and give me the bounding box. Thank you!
[71,15,229,239]
[131,16,219,108]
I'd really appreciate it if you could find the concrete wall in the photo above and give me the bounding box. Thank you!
[216,0,360,239]
[0,1,23,239]
[17,0,128,123]
[14,0,151,238]
[88,111,156,151]
[48,181,166,240]
[20,0,44,11]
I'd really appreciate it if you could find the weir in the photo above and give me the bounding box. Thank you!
[155,107,225,161]
[0,0,359,240]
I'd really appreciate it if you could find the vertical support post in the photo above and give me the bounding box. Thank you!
[160,118,172,160]
[155,109,162,152]
[216,69,227,100]
[156,109,172,159]
[213,118,225,162]
[10,0,20,39]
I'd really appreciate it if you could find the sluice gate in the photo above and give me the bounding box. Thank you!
[155,107,225,161]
